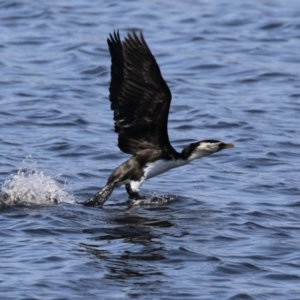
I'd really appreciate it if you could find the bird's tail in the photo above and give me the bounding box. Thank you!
[83,182,115,207]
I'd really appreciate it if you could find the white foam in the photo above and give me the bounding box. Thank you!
[1,159,74,206]
[128,193,175,206]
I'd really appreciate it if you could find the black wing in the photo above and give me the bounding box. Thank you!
[107,31,174,155]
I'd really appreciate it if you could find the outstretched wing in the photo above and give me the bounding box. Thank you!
[107,31,174,155]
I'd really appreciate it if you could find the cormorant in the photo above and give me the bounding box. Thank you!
[84,31,234,207]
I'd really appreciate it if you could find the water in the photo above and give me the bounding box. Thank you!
[1,0,300,299]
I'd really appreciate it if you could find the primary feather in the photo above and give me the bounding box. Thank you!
[107,31,174,155]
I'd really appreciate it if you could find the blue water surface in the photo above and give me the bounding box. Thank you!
[1,0,300,299]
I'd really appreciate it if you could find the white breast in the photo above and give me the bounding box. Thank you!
[144,159,187,180]
[130,159,188,193]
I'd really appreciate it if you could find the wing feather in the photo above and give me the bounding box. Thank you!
[107,31,174,155]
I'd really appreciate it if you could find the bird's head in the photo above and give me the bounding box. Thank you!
[182,140,234,161]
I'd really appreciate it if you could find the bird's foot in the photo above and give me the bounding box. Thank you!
[125,183,142,200]
[82,183,115,208]
[82,194,105,207]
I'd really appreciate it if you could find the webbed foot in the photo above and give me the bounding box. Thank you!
[83,182,115,207]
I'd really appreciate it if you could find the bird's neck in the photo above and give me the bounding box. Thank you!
[180,143,211,161]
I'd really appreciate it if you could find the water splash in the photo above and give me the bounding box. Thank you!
[128,193,175,206]
[0,157,75,207]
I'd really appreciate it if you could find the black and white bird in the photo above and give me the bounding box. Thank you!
[84,31,234,207]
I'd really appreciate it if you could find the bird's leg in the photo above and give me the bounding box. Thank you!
[125,183,141,200]
[83,182,115,207]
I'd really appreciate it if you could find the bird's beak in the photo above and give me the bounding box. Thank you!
[223,143,234,149]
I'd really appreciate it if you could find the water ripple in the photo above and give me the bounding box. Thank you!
[1,0,300,299]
